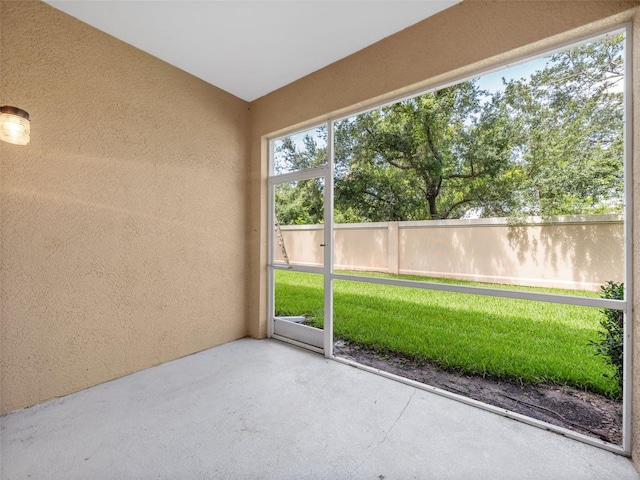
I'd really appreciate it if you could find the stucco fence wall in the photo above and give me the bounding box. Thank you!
[275,215,624,291]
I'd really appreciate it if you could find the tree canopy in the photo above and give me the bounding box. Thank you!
[274,34,624,225]
[333,82,516,221]
[499,34,624,217]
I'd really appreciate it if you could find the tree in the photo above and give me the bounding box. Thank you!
[274,126,327,174]
[273,127,326,225]
[334,82,517,221]
[500,34,624,217]
[274,179,324,225]
[272,126,366,225]
[274,34,624,224]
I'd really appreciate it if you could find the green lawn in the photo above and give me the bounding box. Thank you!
[275,270,619,398]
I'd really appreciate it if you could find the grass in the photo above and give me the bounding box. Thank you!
[275,270,619,398]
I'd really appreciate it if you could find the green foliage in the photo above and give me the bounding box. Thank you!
[591,281,624,395]
[274,126,327,174]
[275,179,324,225]
[274,127,327,225]
[274,34,624,225]
[501,34,624,217]
[334,82,517,221]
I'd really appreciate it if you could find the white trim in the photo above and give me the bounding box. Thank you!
[268,123,331,353]
[396,269,610,292]
[267,140,275,339]
[621,23,633,454]
[272,262,324,274]
[324,121,335,357]
[277,265,611,292]
[269,166,328,185]
[273,318,324,349]
[332,272,625,310]
[276,316,305,323]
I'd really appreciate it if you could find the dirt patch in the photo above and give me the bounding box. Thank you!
[335,340,622,445]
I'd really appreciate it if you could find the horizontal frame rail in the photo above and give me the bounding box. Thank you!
[332,273,626,311]
[272,263,325,275]
[268,166,328,185]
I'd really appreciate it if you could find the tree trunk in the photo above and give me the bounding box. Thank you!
[428,196,438,219]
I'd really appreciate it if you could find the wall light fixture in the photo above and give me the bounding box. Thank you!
[0,106,30,145]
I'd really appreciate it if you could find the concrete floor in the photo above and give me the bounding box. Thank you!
[1,338,638,480]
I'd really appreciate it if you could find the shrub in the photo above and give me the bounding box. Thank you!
[591,281,624,395]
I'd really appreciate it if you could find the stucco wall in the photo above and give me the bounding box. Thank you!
[276,217,624,290]
[0,1,250,414]
[248,0,639,462]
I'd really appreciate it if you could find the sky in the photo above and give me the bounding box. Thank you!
[271,57,545,172]
[276,54,552,164]
[274,34,623,169]
[474,57,548,93]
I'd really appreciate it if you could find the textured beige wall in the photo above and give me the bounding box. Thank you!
[276,224,390,272]
[248,0,639,462]
[276,218,624,290]
[399,219,624,290]
[276,225,325,268]
[335,225,389,273]
[0,1,250,414]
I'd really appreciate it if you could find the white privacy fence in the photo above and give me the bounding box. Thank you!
[275,215,624,291]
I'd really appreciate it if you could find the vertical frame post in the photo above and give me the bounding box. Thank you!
[324,121,335,357]
[267,139,275,339]
[622,23,633,454]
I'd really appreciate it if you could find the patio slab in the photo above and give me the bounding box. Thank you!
[1,338,638,479]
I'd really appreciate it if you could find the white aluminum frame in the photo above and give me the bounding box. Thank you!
[621,23,633,454]
[268,132,332,351]
[323,121,335,356]
[267,25,632,455]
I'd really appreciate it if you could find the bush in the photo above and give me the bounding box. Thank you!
[591,281,624,394]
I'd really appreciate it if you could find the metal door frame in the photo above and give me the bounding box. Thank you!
[267,123,334,355]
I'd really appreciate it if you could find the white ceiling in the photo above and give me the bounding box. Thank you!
[44,0,460,101]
